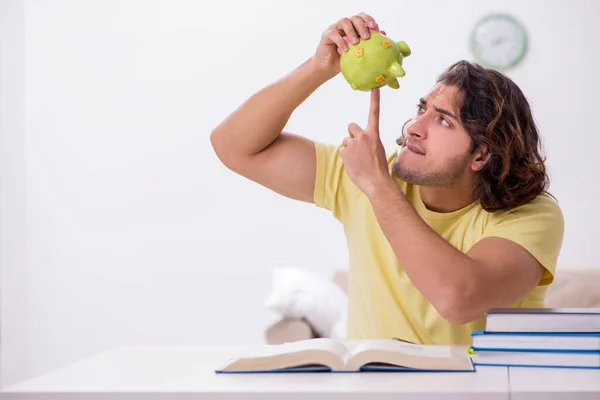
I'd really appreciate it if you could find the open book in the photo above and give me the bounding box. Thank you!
[216,338,475,373]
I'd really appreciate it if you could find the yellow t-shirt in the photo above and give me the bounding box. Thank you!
[313,142,565,345]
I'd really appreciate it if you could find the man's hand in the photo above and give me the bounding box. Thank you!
[312,13,384,78]
[339,88,392,196]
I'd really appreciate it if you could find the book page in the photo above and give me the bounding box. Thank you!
[350,339,456,358]
[236,338,351,361]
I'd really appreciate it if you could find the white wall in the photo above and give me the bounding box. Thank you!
[1,0,599,386]
[1,0,27,387]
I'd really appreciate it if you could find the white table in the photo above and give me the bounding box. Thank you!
[509,366,600,400]
[0,346,598,400]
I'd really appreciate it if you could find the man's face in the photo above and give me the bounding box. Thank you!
[392,84,475,188]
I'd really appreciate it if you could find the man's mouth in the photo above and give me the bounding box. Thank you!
[405,142,426,155]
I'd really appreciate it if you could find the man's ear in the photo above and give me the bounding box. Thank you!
[471,146,491,171]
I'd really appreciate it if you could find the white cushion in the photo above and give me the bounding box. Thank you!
[546,268,600,308]
[264,266,348,339]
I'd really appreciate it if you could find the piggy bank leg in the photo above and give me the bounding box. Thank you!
[390,62,406,77]
[388,78,400,89]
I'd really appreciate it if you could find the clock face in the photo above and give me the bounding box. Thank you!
[470,14,528,70]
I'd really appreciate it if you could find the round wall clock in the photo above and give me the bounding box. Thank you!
[470,13,528,70]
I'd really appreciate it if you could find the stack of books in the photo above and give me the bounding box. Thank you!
[471,308,600,369]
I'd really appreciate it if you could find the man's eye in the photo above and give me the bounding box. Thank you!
[440,118,450,127]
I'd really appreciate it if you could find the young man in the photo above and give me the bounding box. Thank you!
[210,13,564,345]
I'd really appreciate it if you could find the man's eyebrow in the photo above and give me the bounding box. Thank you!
[419,97,459,121]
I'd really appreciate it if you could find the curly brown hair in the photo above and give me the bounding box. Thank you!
[434,60,550,212]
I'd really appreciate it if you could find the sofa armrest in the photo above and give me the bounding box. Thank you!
[546,268,600,308]
[264,318,315,344]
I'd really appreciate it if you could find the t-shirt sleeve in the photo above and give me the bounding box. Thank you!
[313,141,361,222]
[481,193,565,285]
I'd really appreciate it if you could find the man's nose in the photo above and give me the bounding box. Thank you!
[407,117,427,140]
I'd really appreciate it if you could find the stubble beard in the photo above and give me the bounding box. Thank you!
[391,149,472,189]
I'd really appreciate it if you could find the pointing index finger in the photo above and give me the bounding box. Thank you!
[368,87,380,134]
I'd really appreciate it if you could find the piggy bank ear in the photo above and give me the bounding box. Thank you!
[397,40,411,57]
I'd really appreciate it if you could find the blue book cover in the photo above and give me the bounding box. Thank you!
[215,363,477,373]
[471,347,600,353]
[486,308,600,315]
[471,330,600,337]
[474,345,600,369]
[469,330,600,352]
[474,362,600,370]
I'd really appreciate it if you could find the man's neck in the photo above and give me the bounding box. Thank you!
[419,183,476,213]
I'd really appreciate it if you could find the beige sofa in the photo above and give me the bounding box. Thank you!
[265,267,600,344]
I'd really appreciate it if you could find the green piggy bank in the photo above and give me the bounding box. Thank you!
[340,31,411,91]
